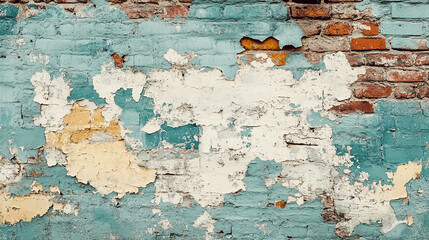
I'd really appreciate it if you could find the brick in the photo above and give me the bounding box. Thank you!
[296,21,322,36]
[121,6,154,19]
[417,85,429,98]
[354,84,392,98]
[394,86,416,99]
[329,101,374,114]
[416,53,429,66]
[380,21,423,36]
[357,67,385,81]
[365,53,413,67]
[331,4,372,19]
[240,37,280,50]
[392,3,429,19]
[302,37,350,52]
[159,6,189,18]
[345,53,365,66]
[391,38,428,51]
[324,22,353,36]
[351,38,386,51]
[387,70,426,82]
[359,22,378,36]
[291,5,330,19]
[111,54,126,68]
[304,53,323,64]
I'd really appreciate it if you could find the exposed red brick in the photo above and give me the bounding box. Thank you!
[418,85,429,98]
[360,22,378,36]
[394,86,416,99]
[111,54,126,68]
[354,84,392,98]
[387,70,426,82]
[345,53,365,66]
[305,53,323,64]
[365,53,413,67]
[121,6,154,19]
[297,21,322,36]
[416,53,429,66]
[159,5,189,18]
[329,101,374,114]
[291,5,331,19]
[351,38,386,51]
[324,22,353,36]
[357,67,385,81]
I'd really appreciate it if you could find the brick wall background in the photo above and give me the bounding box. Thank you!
[0,0,428,239]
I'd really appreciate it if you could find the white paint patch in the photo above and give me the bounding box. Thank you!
[92,64,147,123]
[193,211,216,239]
[30,70,72,132]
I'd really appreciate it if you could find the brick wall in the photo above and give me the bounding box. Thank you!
[0,0,428,239]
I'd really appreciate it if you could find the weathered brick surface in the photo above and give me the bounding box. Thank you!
[0,0,429,239]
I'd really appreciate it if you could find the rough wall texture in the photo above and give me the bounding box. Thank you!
[0,0,428,239]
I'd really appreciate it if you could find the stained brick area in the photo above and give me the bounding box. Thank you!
[237,0,429,114]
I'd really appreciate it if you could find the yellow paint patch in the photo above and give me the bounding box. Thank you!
[375,161,422,201]
[65,140,156,197]
[46,101,156,198]
[0,191,53,225]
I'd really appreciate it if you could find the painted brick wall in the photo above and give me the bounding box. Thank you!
[0,0,428,239]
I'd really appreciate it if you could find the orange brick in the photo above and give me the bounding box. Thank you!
[387,70,426,82]
[111,54,126,68]
[291,5,331,19]
[324,22,353,36]
[354,84,392,98]
[240,37,280,50]
[416,53,429,66]
[351,38,386,51]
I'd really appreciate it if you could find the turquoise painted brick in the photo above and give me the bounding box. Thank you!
[189,5,224,20]
[224,5,272,20]
[392,3,429,19]
[391,38,427,50]
[133,55,156,66]
[0,103,22,126]
[0,85,16,102]
[380,21,423,35]
[383,146,424,164]
[270,4,288,20]
[35,39,74,52]
[177,37,215,51]
[60,54,100,70]
[0,5,19,19]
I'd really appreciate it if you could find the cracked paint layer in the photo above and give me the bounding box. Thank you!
[0,190,53,225]
[46,101,156,198]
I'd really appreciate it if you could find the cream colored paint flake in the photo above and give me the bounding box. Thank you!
[45,101,156,198]
[65,140,156,198]
[0,191,53,225]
